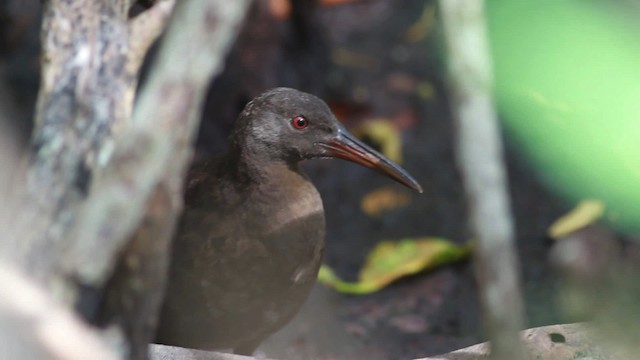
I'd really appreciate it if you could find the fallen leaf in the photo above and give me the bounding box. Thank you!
[269,0,290,20]
[331,48,380,71]
[416,81,436,100]
[392,109,418,130]
[387,72,417,94]
[270,0,365,19]
[405,4,436,43]
[361,186,411,217]
[352,119,403,163]
[318,238,471,295]
[548,200,605,239]
[319,266,380,294]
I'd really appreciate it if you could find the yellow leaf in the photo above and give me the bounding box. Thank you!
[405,4,436,43]
[318,266,381,294]
[352,119,403,164]
[361,186,411,217]
[416,82,436,100]
[548,199,605,239]
[318,238,471,295]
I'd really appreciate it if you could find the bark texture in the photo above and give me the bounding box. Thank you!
[2,0,250,358]
[10,0,175,298]
[417,323,619,360]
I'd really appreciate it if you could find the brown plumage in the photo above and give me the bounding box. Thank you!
[155,88,422,355]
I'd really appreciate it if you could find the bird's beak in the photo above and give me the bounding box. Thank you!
[318,128,423,193]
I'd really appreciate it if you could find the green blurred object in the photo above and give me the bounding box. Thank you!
[487,1,640,234]
[318,238,470,295]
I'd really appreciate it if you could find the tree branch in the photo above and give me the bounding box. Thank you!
[10,0,133,297]
[72,0,251,357]
[0,261,118,360]
[438,1,526,359]
[71,0,251,286]
[127,0,177,75]
[6,0,249,358]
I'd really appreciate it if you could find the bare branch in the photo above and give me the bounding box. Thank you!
[0,116,116,360]
[0,262,117,360]
[438,1,526,359]
[127,0,177,75]
[72,0,252,286]
[3,0,249,358]
[71,0,251,357]
[10,0,133,297]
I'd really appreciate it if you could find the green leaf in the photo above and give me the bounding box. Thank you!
[318,238,470,295]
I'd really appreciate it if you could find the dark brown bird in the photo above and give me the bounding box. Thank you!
[155,88,422,355]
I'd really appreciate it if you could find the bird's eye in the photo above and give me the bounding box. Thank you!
[292,115,308,129]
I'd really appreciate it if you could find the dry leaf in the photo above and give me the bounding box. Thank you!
[269,0,290,20]
[405,4,436,43]
[416,81,436,100]
[352,119,403,163]
[361,186,411,217]
[331,48,380,71]
[548,199,605,239]
[270,0,365,19]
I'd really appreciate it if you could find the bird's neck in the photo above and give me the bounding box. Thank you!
[225,138,304,185]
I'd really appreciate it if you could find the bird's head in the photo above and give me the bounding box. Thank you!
[233,87,422,193]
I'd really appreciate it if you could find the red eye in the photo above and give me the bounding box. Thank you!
[292,115,308,129]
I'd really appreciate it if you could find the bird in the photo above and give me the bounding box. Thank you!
[155,87,422,355]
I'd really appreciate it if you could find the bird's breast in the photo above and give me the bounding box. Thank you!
[270,184,324,229]
[248,176,326,284]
